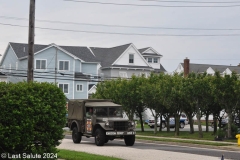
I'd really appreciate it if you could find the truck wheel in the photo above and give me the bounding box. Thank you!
[72,127,81,143]
[180,122,185,129]
[162,122,166,129]
[124,135,135,146]
[105,138,109,143]
[95,128,105,146]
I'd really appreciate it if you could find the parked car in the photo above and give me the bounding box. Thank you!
[148,116,186,129]
[211,116,240,128]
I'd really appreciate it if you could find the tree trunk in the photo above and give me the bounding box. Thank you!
[227,109,232,138]
[154,116,158,134]
[196,103,203,138]
[189,115,194,134]
[159,115,162,132]
[175,114,180,136]
[166,117,170,132]
[213,116,218,135]
[138,112,144,132]
[205,114,209,132]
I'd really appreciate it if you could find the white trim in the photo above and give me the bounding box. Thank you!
[142,47,162,56]
[87,81,89,99]
[88,47,96,57]
[18,44,85,62]
[81,62,100,64]
[9,64,11,72]
[58,60,70,71]
[112,44,151,67]
[58,83,69,94]
[88,84,97,95]
[35,59,47,70]
[0,44,18,66]
[76,83,83,92]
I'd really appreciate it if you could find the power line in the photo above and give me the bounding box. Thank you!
[131,0,240,4]
[1,22,240,37]
[64,0,240,7]
[1,16,240,31]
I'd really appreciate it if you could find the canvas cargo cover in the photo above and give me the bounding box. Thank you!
[85,102,121,107]
[68,100,84,120]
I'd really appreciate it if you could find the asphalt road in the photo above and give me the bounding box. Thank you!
[64,135,240,160]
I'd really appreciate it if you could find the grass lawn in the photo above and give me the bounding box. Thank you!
[58,149,121,160]
[136,131,236,143]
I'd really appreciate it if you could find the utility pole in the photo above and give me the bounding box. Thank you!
[55,48,58,83]
[27,0,35,82]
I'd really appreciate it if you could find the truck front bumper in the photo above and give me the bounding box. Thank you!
[106,131,136,135]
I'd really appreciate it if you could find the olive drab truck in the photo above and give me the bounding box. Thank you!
[67,99,136,146]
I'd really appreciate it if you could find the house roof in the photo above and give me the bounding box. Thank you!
[88,84,96,91]
[180,63,240,73]
[142,53,159,56]
[10,42,48,58]
[138,47,149,54]
[9,42,97,62]
[153,64,167,73]
[90,43,132,67]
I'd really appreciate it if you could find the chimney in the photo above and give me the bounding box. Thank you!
[184,57,189,77]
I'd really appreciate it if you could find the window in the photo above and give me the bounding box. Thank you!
[148,58,152,63]
[76,84,83,92]
[59,61,69,71]
[36,60,46,69]
[129,54,134,63]
[119,72,128,78]
[153,58,158,63]
[59,83,69,94]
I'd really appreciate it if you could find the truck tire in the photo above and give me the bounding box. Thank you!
[180,122,185,129]
[72,127,81,143]
[95,128,105,146]
[105,139,109,143]
[124,135,135,146]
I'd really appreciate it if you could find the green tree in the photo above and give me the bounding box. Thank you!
[213,72,239,138]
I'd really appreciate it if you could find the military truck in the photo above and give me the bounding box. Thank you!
[67,99,136,146]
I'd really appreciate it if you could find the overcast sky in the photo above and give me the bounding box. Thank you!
[0,0,240,72]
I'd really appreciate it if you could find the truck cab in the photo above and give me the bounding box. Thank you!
[67,99,136,146]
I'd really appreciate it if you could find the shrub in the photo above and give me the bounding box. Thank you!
[0,82,66,159]
[216,129,226,139]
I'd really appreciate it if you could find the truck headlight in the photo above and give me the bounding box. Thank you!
[105,121,109,126]
[128,121,135,127]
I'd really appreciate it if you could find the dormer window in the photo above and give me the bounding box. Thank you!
[153,58,158,63]
[129,54,134,63]
[148,58,152,63]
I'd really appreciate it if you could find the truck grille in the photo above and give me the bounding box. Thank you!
[113,121,128,131]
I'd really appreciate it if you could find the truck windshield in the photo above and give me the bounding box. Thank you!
[94,107,122,117]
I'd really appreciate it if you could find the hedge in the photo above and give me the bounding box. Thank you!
[0,82,66,160]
